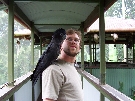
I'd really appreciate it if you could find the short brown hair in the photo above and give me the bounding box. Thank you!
[66,29,82,44]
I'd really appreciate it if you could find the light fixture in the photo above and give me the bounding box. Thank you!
[94,34,99,43]
[111,33,118,42]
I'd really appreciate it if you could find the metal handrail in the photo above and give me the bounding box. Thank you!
[77,68,134,101]
[0,72,32,101]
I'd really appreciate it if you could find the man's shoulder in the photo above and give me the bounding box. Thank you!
[42,61,63,76]
[43,60,61,72]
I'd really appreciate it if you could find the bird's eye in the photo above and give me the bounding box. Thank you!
[60,33,63,36]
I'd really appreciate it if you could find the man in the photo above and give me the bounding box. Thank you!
[42,29,83,101]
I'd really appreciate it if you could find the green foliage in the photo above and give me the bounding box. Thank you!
[0,11,39,85]
[124,0,135,19]
[130,95,135,100]
[118,81,124,92]
[0,11,8,85]
[116,44,124,62]
[76,45,90,62]
[14,39,31,79]
[105,0,135,19]
[105,0,122,18]
[130,86,135,100]
[76,44,125,62]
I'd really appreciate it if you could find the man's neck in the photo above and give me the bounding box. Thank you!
[58,52,76,63]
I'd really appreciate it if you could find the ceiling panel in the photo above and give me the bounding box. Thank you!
[15,1,98,32]
[0,0,118,44]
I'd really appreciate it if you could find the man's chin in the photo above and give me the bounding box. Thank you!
[69,51,79,57]
[64,51,77,57]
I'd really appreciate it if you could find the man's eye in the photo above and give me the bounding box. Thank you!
[74,39,79,42]
[67,38,72,41]
[66,38,80,43]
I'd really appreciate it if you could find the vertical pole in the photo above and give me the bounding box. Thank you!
[93,41,95,63]
[126,38,129,63]
[81,22,84,70]
[80,22,84,89]
[8,0,14,86]
[123,44,126,62]
[95,43,96,62]
[31,22,35,101]
[89,35,92,74]
[126,42,128,63]
[8,0,14,101]
[30,22,34,69]
[132,35,135,63]
[99,0,105,101]
[99,0,106,85]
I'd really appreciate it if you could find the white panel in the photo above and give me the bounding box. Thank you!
[79,74,110,101]
[83,78,100,101]
[34,77,41,101]
[14,81,32,101]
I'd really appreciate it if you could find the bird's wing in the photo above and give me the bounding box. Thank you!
[31,43,58,86]
[31,28,66,86]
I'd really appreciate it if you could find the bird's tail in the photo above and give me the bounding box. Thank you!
[32,74,41,87]
[30,70,41,86]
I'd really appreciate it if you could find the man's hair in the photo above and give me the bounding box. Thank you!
[66,29,82,46]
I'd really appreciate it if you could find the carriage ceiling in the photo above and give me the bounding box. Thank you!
[0,0,119,45]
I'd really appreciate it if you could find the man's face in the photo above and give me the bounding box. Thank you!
[61,33,81,57]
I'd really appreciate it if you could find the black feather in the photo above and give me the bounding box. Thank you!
[30,28,66,86]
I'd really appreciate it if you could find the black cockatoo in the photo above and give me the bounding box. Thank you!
[31,28,66,86]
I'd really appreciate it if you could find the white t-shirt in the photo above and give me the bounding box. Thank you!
[42,59,83,101]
